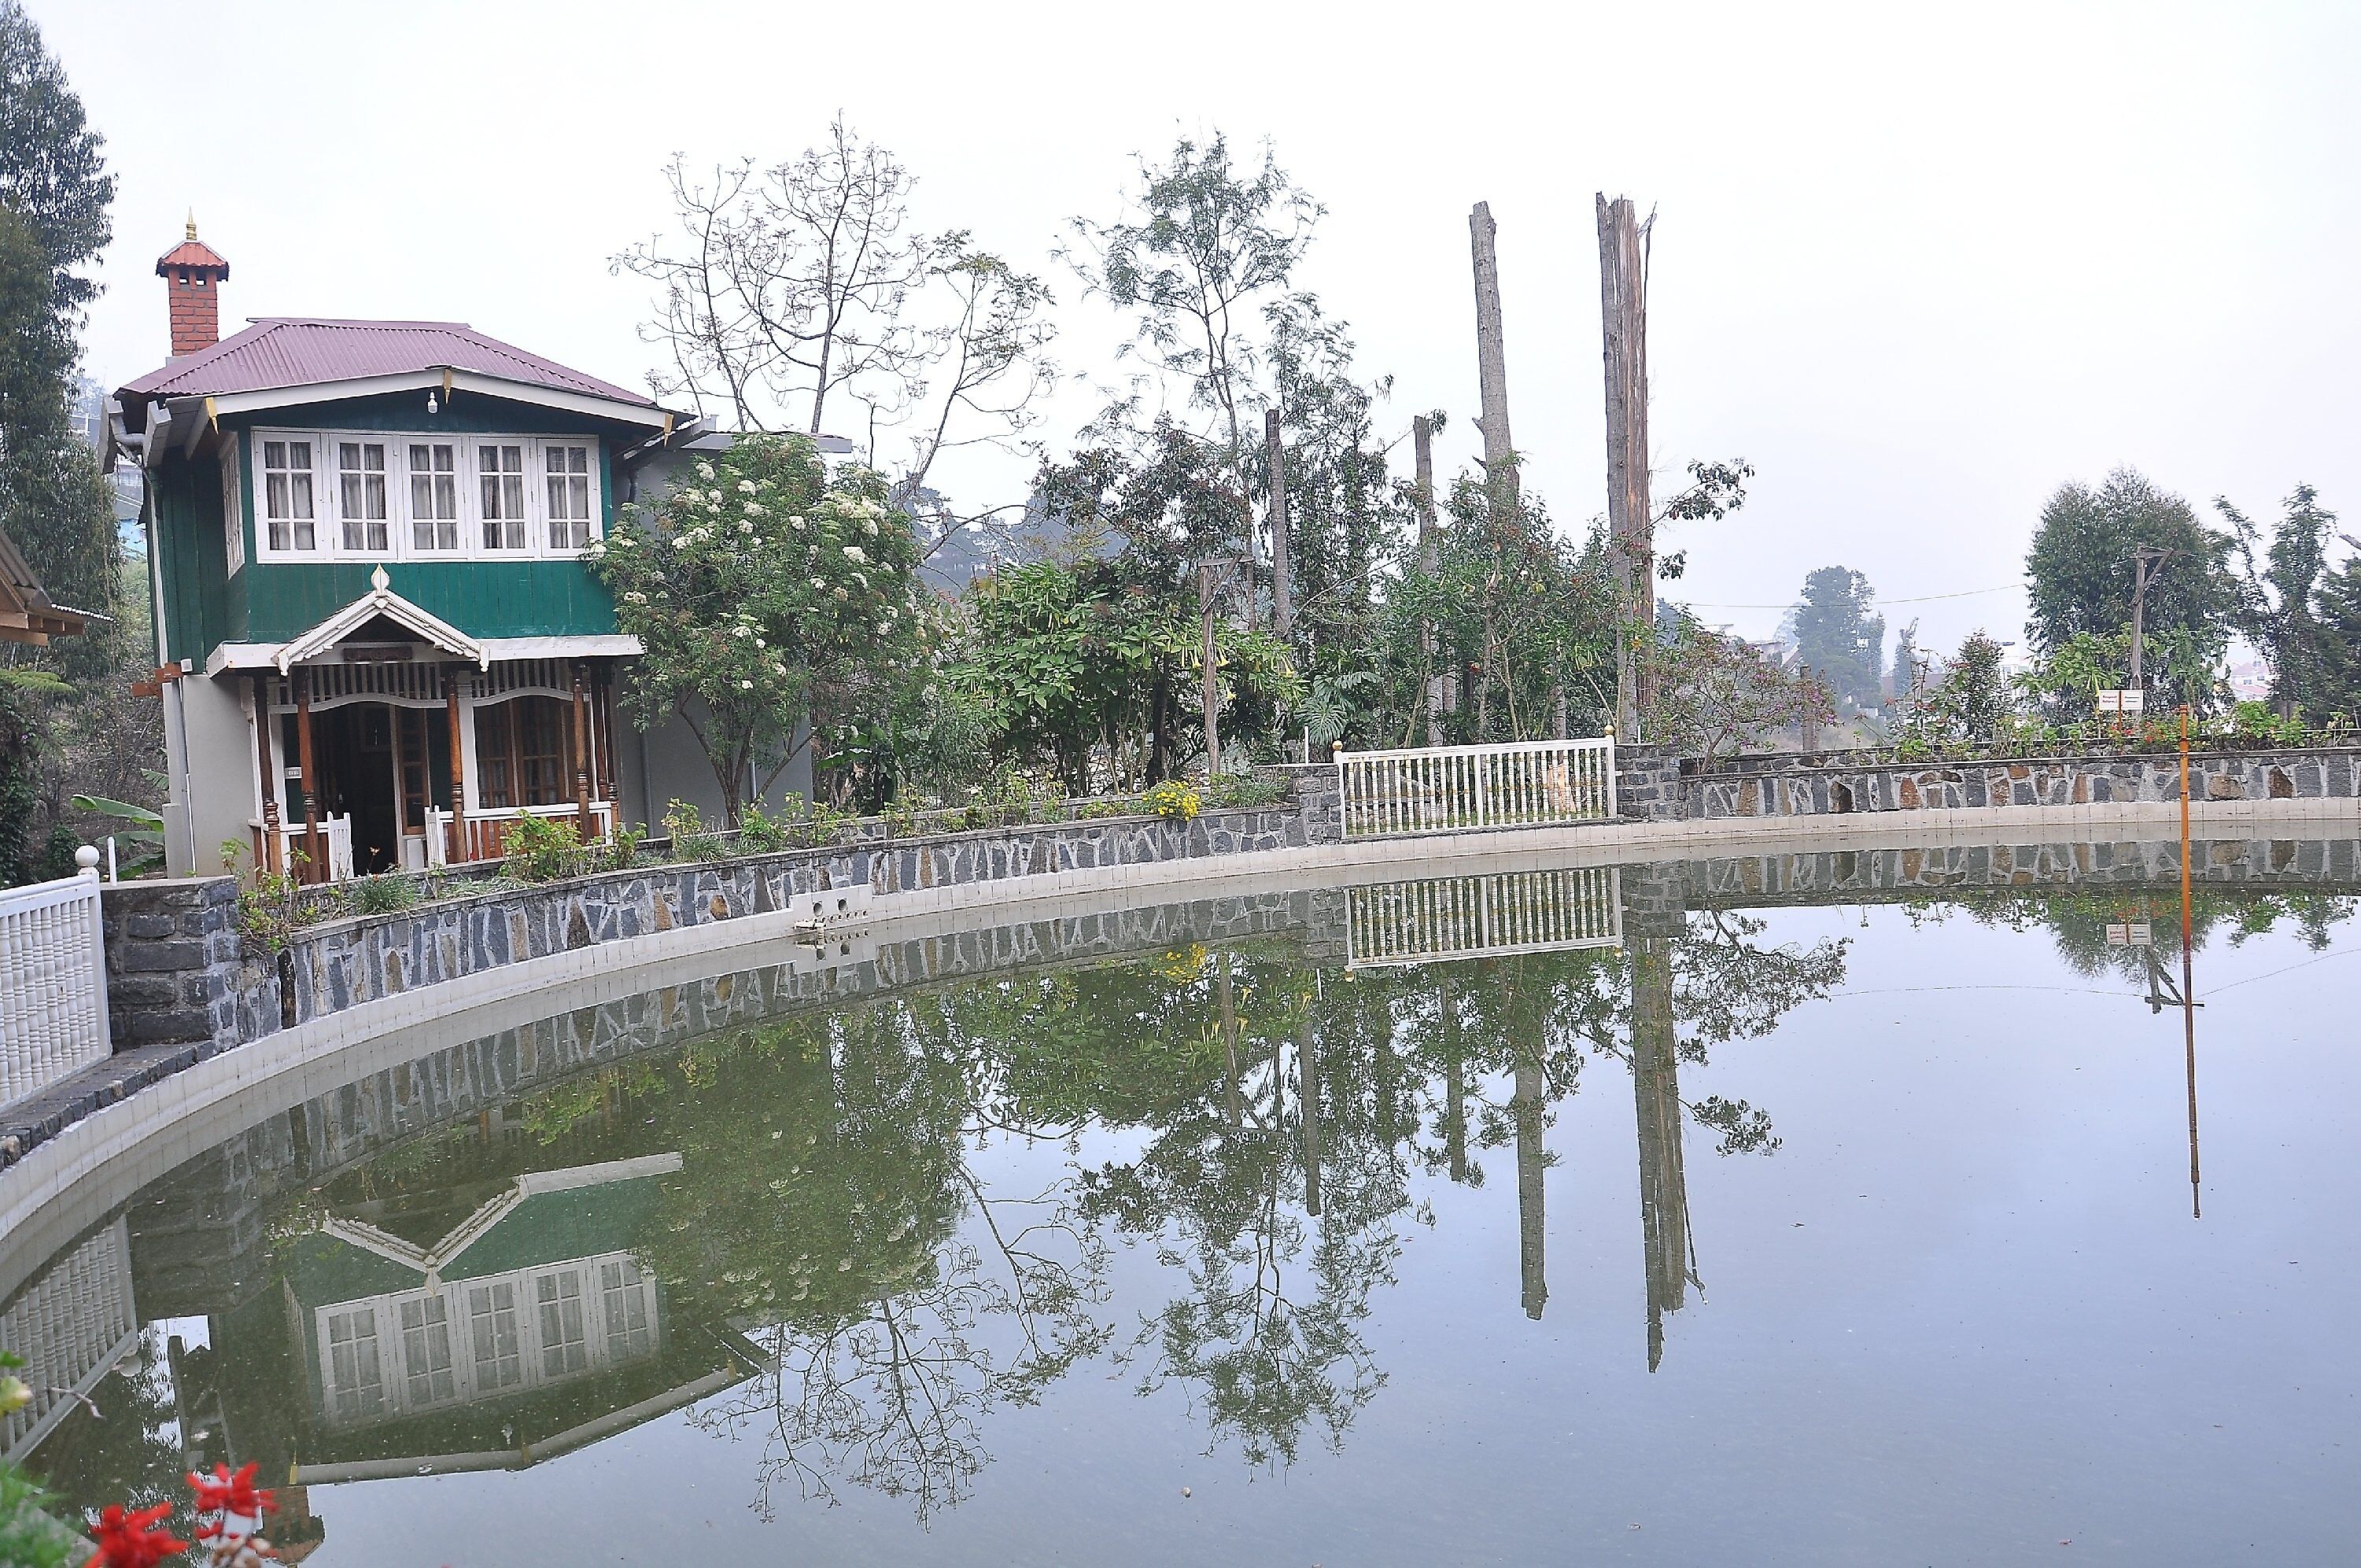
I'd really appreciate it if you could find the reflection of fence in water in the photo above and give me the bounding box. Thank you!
[1,1216,138,1463]
[1345,866,1623,968]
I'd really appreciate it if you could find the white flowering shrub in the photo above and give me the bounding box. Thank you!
[592,434,925,822]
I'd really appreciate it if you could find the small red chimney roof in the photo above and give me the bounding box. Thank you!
[156,216,228,279]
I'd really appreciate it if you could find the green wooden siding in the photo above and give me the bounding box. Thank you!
[242,559,617,642]
[154,389,637,665]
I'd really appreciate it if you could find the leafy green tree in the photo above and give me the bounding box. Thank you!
[2023,469,2238,711]
[2314,551,2361,719]
[2218,483,2335,718]
[1640,621,1830,760]
[1064,132,1318,576]
[1787,566,1884,710]
[0,2,117,627]
[1897,629,2013,747]
[592,434,927,821]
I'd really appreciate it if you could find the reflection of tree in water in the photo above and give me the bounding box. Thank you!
[1075,957,1409,1467]
[666,1001,1110,1523]
[1909,884,2357,984]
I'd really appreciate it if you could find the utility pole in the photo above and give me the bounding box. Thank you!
[1468,202,1518,512]
[1200,561,1223,778]
[1598,194,1655,745]
[1267,408,1293,643]
[1414,413,1445,745]
[2129,545,2172,692]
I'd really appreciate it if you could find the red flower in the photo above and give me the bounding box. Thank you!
[187,1460,275,1532]
[85,1501,186,1568]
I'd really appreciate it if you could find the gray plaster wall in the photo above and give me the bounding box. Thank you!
[160,672,256,877]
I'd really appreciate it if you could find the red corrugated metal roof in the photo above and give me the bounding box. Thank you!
[118,317,655,407]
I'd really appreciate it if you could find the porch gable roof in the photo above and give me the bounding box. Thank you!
[275,564,487,672]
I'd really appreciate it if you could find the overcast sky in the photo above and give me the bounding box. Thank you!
[34,0,2360,653]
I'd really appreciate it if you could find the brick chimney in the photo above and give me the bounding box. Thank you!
[155,215,230,359]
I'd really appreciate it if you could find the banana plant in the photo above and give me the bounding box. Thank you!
[71,794,164,875]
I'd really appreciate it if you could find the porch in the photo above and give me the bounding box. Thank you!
[247,655,622,883]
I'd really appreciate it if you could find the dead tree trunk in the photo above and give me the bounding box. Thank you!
[1598,194,1655,744]
[1414,413,1446,745]
[1267,408,1293,644]
[1469,202,1518,514]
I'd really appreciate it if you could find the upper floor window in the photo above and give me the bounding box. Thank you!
[220,437,245,574]
[245,426,600,564]
[479,443,527,550]
[544,443,592,549]
[338,441,389,552]
[408,442,459,551]
[260,437,316,552]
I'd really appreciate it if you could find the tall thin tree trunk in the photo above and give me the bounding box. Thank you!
[1469,202,1518,514]
[1267,409,1293,642]
[1598,194,1655,743]
[1415,414,1444,746]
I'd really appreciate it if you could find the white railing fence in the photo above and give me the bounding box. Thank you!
[0,854,110,1112]
[1345,865,1625,968]
[1334,736,1618,840]
[267,814,356,882]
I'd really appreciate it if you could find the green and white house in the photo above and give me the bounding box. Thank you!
[112,223,771,879]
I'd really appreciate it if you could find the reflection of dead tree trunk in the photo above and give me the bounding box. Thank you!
[1443,976,1470,1184]
[1219,953,1241,1128]
[1631,935,1695,1371]
[1298,1005,1322,1217]
[1514,1054,1546,1320]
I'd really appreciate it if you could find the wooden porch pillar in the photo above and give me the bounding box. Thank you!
[295,667,320,884]
[252,673,282,877]
[445,664,468,862]
[570,660,593,842]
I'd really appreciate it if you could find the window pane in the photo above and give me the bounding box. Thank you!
[264,440,286,469]
[290,472,314,519]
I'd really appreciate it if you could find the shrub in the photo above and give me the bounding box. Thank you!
[504,814,588,883]
[1077,796,1144,820]
[662,799,725,861]
[1203,772,1286,810]
[1143,780,1201,825]
[347,873,419,916]
[739,800,791,853]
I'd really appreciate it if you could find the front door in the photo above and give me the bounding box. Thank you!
[315,704,401,875]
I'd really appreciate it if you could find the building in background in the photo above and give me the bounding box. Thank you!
[107,222,797,879]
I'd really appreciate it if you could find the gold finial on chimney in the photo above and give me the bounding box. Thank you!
[186,210,197,242]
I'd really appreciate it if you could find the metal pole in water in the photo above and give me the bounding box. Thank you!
[2179,704,2200,1218]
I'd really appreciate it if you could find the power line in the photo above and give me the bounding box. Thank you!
[1680,584,2022,611]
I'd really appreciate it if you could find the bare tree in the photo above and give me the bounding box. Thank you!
[614,116,928,436]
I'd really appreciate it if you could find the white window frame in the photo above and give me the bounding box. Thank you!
[541,440,596,552]
[247,425,602,565]
[335,438,393,555]
[257,435,322,555]
[406,438,462,553]
[220,434,245,575]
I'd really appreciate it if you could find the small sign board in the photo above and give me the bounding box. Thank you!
[2097,688,2145,714]
[2106,921,2154,948]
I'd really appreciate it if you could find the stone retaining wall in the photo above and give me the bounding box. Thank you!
[97,880,279,1056]
[1684,748,2361,821]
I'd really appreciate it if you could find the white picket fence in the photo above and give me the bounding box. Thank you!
[0,863,110,1112]
[1334,736,1618,840]
[1345,865,1625,968]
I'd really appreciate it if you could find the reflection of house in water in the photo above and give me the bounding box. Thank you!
[271,1150,755,1482]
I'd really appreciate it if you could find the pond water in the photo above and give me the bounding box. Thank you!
[6,838,2360,1565]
